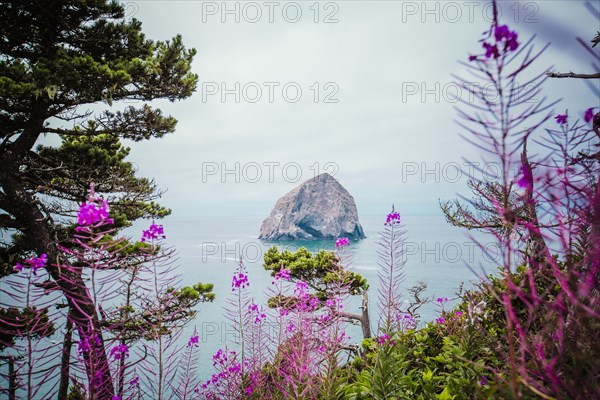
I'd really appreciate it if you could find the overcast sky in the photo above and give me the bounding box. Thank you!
[116,0,599,217]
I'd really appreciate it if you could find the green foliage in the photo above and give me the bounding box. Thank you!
[0,307,55,350]
[0,0,198,266]
[36,133,171,226]
[109,282,215,341]
[66,381,87,400]
[263,246,368,297]
[336,282,513,399]
[338,325,499,400]
[0,4,202,396]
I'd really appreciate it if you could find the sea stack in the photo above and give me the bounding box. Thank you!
[259,173,366,240]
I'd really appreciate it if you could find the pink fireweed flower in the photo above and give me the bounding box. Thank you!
[286,322,296,333]
[141,223,166,242]
[494,24,509,41]
[247,303,267,324]
[555,114,568,125]
[397,313,416,330]
[483,42,499,59]
[325,296,343,311]
[376,334,389,345]
[274,268,290,281]
[584,107,595,123]
[78,337,91,355]
[187,334,199,347]
[110,343,129,360]
[14,253,47,275]
[436,297,448,304]
[294,280,309,296]
[385,209,401,225]
[319,313,332,323]
[335,237,350,247]
[435,317,446,324]
[376,334,395,346]
[212,349,226,366]
[78,199,113,226]
[494,24,519,51]
[517,163,533,190]
[231,271,249,291]
[308,296,321,310]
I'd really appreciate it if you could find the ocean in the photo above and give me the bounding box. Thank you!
[0,212,501,391]
[136,212,500,380]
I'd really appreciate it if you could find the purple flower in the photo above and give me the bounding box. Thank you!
[141,223,166,242]
[376,334,392,345]
[483,42,499,59]
[78,199,113,226]
[248,303,266,324]
[517,163,533,190]
[274,268,290,281]
[494,24,519,52]
[468,55,478,62]
[128,376,140,387]
[455,311,463,317]
[397,313,416,330]
[494,25,509,41]
[111,396,121,400]
[584,107,595,123]
[436,297,448,304]
[231,272,249,291]
[110,344,129,360]
[212,348,228,367]
[555,114,568,125]
[14,253,48,275]
[335,237,350,247]
[78,337,91,355]
[188,334,199,347]
[506,32,519,51]
[480,375,488,386]
[294,280,309,296]
[326,296,342,311]
[308,296,321,310]
[385,210,401,225]
[435,317,446,324]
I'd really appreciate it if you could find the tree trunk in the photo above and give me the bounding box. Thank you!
[340,291,372,339]
[58,313,74,400]
[360,291,372,339]
[0,177,115,399]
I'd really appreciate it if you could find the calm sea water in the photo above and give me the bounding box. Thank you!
[1,213,500,388]
[133,213,499,380]
[0,213,501,392]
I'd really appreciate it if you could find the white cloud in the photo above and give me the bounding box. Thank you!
[120,0,598,217]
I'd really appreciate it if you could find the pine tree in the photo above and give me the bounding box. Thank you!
[0,1,197,397]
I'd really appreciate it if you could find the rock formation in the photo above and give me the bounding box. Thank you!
[259,173,365,240]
